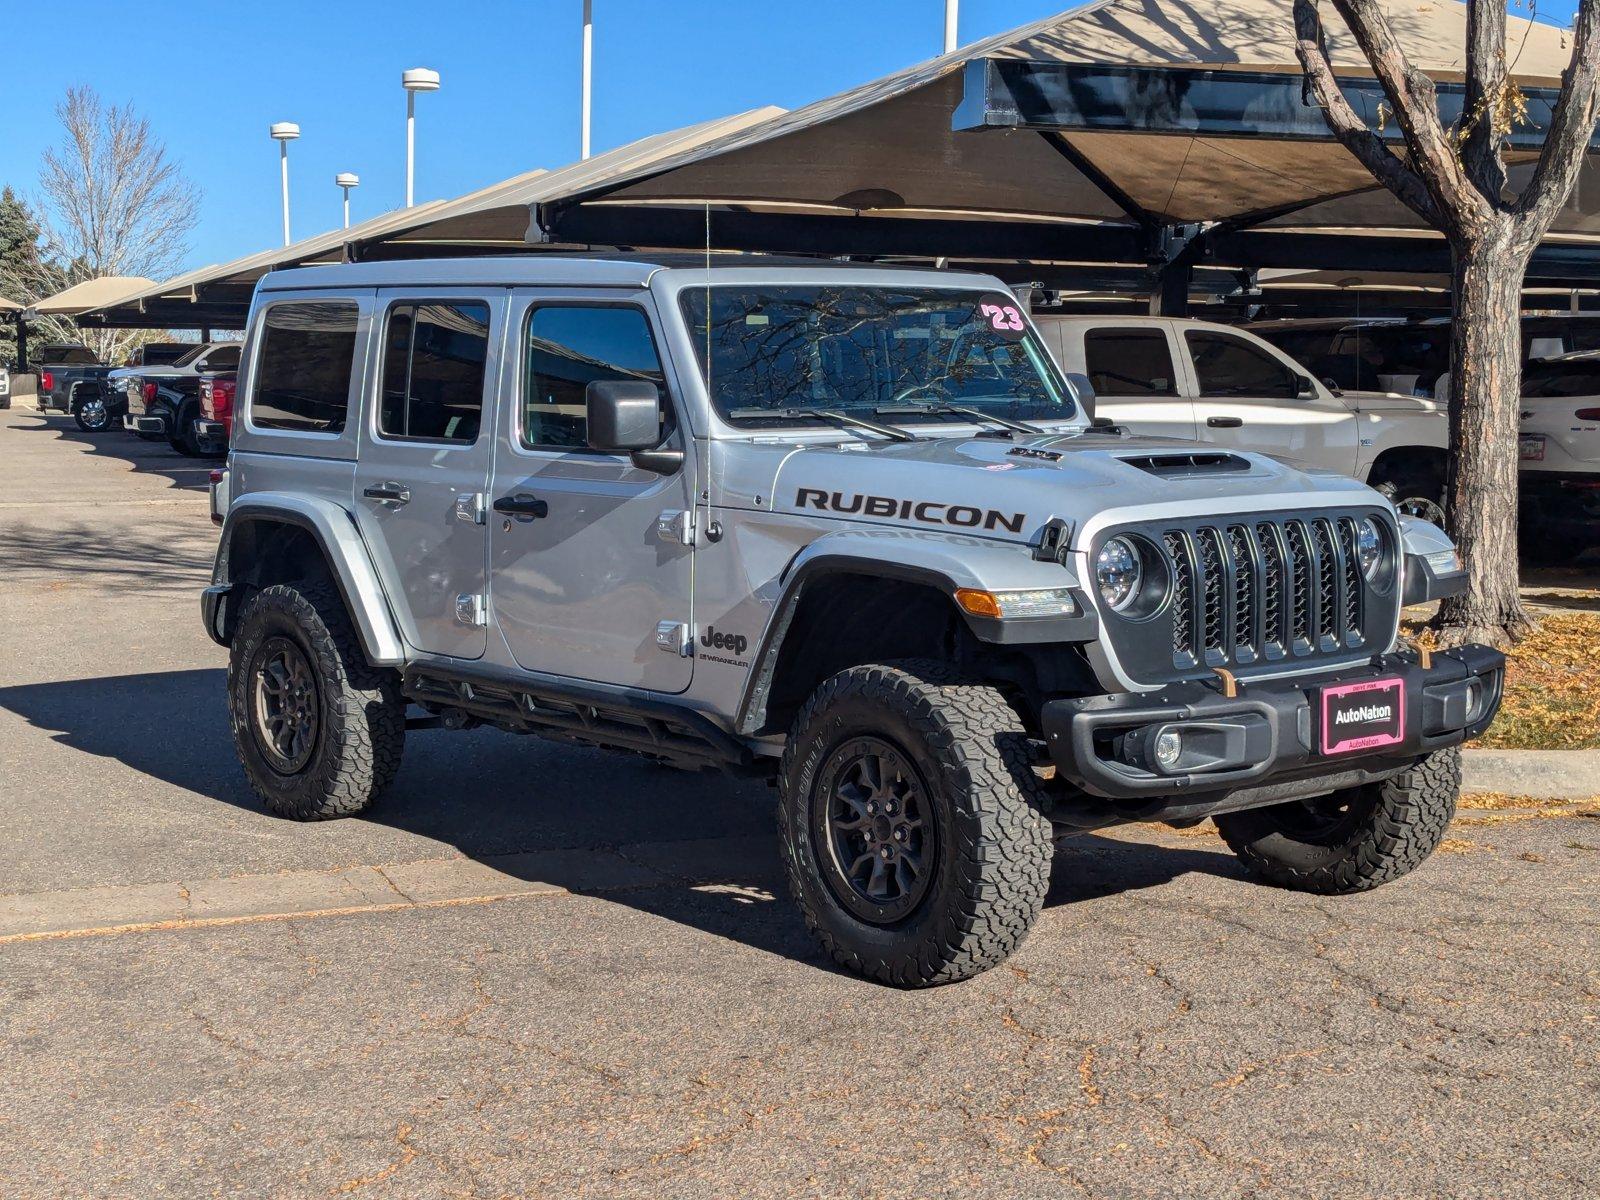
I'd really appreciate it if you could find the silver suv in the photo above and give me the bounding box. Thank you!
[204,255,1502,987]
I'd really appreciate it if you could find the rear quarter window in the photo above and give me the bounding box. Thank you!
[250,302,359,434]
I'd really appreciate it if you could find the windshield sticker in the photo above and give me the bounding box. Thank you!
[977,294,1027,341]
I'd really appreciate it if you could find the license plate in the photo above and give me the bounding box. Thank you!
[1519,434,1546,462]
[1320,677,1405,756]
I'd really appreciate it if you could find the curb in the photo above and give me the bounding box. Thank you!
[1462,748,1600,800]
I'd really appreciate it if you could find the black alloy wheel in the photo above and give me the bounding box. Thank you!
[811,736,936,925]
[250,636,321,774]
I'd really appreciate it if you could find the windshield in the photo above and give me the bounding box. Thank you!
[680,286,1076,428]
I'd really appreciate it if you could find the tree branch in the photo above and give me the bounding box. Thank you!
[1325,0,1488,232]
[1462,0,1510,204]
[1293,0,1443,226]
[1513,0,1600,237]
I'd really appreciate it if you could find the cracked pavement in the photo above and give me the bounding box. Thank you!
[2,408,1597,1199]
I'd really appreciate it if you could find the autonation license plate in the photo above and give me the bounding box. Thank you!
[1320,677,1405,756]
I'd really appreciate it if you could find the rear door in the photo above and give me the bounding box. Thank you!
[1183,328,1359,469]
[1071,324,1197,440]
[353,290,502,660]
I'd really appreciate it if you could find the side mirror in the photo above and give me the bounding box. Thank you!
[1064,371,1097,421]
[1295,374,1316,397]
[585,379,681,472]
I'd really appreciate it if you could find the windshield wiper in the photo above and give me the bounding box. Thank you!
[875,401,1047,436]
[727,406,916,442]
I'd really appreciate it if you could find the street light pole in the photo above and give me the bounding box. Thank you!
[401,68,440,208]
[943,0,958,53]
[269,122,300,246]
[581,0,593,160]
[336,173,360,229]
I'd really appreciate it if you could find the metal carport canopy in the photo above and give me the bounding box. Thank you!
[508,0,1596,294]
[75,106,784,329]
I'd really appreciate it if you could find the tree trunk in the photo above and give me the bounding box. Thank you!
[1436,234,1534,648]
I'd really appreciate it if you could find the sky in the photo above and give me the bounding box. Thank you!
[0,0,1583,278]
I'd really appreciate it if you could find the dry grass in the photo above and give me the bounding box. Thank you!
[1411,613,1600,750]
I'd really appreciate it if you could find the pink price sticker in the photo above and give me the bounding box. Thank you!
[976,294,1027,341]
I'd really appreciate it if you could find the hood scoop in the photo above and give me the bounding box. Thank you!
[1118,451,1252,478]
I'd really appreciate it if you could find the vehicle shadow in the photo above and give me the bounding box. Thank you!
[0,667,1240,976]
[9,409,216,492]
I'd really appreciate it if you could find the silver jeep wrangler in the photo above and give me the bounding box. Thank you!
[203,255,1502,987]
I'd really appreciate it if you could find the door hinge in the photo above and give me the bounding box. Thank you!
[655,620,692,656]
[455,492,487,525]
[656,508,696,546]
[455,593,487,627]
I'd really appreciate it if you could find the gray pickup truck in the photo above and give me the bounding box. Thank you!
[35,343,111,414]
[203,255,1503,987]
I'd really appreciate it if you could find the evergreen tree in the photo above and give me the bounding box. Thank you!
[0,187,44,365]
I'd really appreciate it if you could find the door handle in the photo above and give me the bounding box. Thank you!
[362,482,411,504]
[1206,416,1244,429]
[493,493,549,518]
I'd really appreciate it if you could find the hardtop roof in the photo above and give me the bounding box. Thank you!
[257,253,1008,293]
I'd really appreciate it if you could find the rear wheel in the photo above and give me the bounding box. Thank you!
[229,579,405,820]
[1214,749,1459,894]
[168,403,203,456]
[73,393,113,432]
[778,660,1053,987]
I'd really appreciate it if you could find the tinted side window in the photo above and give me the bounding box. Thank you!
[251,302,359,434]
[205,344,242,371]
[523,306,665,450]
[378,301,490,443]
[1523,362,1600,398]
[1083,330,1176,396]
[1187,332,1297,398]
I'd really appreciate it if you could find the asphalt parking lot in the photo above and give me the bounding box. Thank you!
[2,405,1597,1199]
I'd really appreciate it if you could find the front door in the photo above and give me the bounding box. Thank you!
[490,294,695,694]
[1183,328,1358,468]
[354,290,501,659]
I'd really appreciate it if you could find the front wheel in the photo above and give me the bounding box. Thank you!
[229,579,406,820]
[1372,472,1445,527]
[1214,749,1459,894]
[778,660,1054,987]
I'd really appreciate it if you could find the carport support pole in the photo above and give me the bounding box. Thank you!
[12,314,25,373]
[944,0,958,52]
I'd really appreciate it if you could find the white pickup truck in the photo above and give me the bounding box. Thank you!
[1033,315,1449,521]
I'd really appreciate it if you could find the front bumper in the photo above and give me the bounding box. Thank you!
[1043,645,1503,805]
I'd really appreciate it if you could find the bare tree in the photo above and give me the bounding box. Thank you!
[1295,0,1599,647]
[0,86,198,362]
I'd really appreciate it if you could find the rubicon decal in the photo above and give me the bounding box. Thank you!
[795,488,1025,534]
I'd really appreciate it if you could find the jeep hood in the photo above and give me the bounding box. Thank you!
[756,431,1378,546]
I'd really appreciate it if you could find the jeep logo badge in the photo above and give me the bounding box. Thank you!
[701,626,748,657]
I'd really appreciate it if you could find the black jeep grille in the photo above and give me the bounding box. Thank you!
[1107,511,1395,682]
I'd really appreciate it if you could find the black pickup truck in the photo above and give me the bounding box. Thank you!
[120,341,241,455]
[35,343,111,414]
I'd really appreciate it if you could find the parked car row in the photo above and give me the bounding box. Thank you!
[40,340,238,458]
[1247,315,1600,562]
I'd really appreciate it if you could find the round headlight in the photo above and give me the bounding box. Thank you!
[1096,536,1142,611]
[1357,518,1383,580]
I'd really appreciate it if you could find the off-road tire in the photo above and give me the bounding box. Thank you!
[229,580,405,820]
[1214,748,1460,894]
[778,659,1054,987]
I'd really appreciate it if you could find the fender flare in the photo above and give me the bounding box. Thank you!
[734,528,1095,735]
[211,493,406,665]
